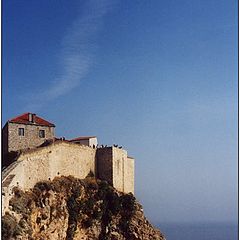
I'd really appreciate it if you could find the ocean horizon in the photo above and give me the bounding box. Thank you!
[157,221,238,240]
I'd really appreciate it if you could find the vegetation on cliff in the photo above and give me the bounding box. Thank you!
[2,175,165,240]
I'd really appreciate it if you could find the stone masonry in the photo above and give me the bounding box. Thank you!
[7,122,54,152]
[2,113,55,161]
[2,113,135,214]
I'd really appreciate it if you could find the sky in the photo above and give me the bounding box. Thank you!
[2,0,238,224]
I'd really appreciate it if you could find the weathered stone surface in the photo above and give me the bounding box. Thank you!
[97,147,135,194]
[5,122,55,154]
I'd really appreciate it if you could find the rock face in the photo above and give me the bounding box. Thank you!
[2,176,165,240]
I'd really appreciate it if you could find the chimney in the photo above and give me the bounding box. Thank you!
[32,114,36,123]
[28,113,36,123]
[28,113,32,122]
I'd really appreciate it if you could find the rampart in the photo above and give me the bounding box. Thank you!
[2,142,134,214]
[2,141,96,213]
[97,147,134,194]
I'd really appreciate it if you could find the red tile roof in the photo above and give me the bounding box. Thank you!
[70,136,96,141]
[9,113,55,127]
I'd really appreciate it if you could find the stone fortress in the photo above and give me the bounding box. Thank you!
[2,113,134,213]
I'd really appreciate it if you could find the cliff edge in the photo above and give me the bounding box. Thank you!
[2,175,165,240]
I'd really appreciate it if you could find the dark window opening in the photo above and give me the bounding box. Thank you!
[39,130,45,138]
[18,128,24,136]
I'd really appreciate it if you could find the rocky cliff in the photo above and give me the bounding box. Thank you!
[2,175,165,240]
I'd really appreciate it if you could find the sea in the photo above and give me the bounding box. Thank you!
[157,222,238,240]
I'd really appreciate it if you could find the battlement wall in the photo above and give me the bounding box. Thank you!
[17,141,96,189]
[2,141,96,213]
[2,142,134,214]
[96,147,134,194]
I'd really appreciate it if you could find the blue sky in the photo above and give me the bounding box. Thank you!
[2,0,237,224]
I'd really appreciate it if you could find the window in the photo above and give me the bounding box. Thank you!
[18,128,24,136]
[39,130,45,138]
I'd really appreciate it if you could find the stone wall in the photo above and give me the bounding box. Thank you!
[2,142,135,214]
[96,147,134,194]
[96,147,113,183]
[2,161,25,213]
[112,147,127,193]
[2,123,8,157]
[124,157,135,194]
[112,148,134,194]
[2,141,96,213]
[7,122,55,152]
[17,141,96,189]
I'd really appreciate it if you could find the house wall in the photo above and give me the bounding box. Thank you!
[89,138,98,147]
[76,139,89,146]
[74,138,97,147]
[2,124,8,157]
[7,122,55,152]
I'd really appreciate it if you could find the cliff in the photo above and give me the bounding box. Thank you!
[2,175,165,240]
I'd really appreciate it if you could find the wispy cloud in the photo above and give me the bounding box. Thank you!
[26,0,116,110]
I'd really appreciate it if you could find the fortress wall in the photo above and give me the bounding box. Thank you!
[124,157,135,194]
[16,142,96,189]
[2,142,96,214]
[2,142,135,214]
[96,147,134,193]
[20,148,52,189]
[48,142,96,179]
[8,122,54,152]
[2,161,25,213]
[96,147,113,183]
[112,147,127,193]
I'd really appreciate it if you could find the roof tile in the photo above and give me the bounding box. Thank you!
[9,113,55,127]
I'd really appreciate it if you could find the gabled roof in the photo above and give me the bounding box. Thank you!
[69,136,96,142]
[8,113,55,127]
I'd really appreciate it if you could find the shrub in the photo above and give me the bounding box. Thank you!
[85,179,98,191]
[82,218,93,228]
[97,181,112,200]
[67,196,80,222]
[84,198,94,212]
[92,209,102,220]
[107,191,121,214]
[2,213,18,239]
[10,188,33,214]
[86,170,94,178]
[120,193,136,214]
[34,181,52,192]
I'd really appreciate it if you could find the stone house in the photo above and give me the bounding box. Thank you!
[69,136,98,147]
[2,113,55,165]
